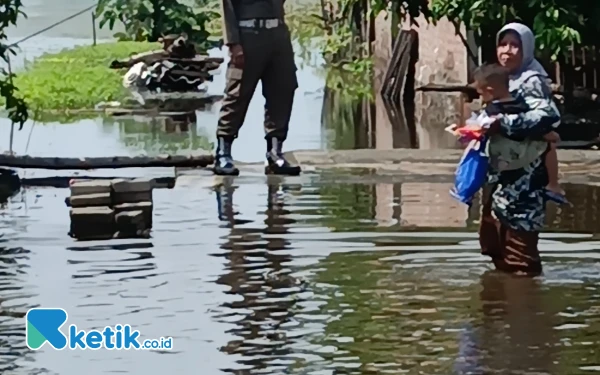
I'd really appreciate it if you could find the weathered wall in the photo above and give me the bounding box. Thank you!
[371,11,470,150]
[373,11,394,95]
[402,17,470,149]
[372,9,415,150]
[372,10,395,151]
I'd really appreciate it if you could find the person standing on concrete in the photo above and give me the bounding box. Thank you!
[213,0,301,176]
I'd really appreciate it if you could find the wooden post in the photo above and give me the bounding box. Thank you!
[92,12,97,46]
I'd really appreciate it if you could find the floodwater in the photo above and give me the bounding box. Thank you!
[2,172,600,374]
[0,1,600,375]
[3,0,325,162]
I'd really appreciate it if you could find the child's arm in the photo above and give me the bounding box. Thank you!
[492,76,561,140]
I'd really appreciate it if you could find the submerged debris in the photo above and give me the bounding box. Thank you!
[103,33,224,120]
[111,33,224,98]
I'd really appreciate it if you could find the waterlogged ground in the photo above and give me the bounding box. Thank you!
[0,2,599,374]
[1,172,600,374]
[2,0,326,162]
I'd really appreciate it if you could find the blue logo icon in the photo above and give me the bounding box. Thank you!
[26,308,173,350]
[26,308,68,350]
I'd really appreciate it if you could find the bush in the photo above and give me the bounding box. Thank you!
[12,41,159,114]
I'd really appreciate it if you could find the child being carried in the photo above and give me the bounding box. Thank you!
[452,63,566,204]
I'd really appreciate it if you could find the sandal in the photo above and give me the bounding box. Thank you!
[545,189,569,205]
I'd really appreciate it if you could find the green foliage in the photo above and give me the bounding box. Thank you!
[285,2,326,62]
[286,2,374,99]
[0,0,29,128]
[289,0,600,98]
[326,59,373,99]
[428,0,595,60]
[31,111,105,125]
[321,88,365,150]
[10,42,158,117]
[95,0,219,52]
[319,0,596,61]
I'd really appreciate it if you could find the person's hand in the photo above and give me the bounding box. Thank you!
[228,44,244,68]
[445,123,459,136]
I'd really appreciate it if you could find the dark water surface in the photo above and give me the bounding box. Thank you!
[0,174,599,374]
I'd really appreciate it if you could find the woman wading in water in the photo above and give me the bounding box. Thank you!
[479,23,561,276]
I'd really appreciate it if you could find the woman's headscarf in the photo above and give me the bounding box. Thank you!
[497,22,548,90]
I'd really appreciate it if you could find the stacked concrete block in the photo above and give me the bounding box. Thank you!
[68,178,154,241]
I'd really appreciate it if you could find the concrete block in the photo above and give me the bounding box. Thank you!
[115,210,144,226]
[70,206,114,222]
[114,202,153,227]
[113,190,153,205]
[69,207,116,239]
[111,178,153,193]
[152,178,176,189]
[70,193,111,208]
[70,180,112,196]
[115,210,147,236]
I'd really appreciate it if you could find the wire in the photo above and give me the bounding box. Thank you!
[4,2,99,154]
[8,2,98,49]
[24,120,36,155]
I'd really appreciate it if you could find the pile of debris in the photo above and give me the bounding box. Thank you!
[111,33,224,95]
[67,178,154,241]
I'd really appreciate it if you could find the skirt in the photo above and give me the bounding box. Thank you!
[478,190,542,276]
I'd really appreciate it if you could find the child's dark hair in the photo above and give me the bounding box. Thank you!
[473,63,510,88]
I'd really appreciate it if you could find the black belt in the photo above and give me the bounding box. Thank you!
[238,18,282,29]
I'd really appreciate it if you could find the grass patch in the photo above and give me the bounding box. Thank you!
[12,41,159,117]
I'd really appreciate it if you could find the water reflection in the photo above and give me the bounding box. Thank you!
[305,178,600,233]
[213,180,304,374]
[105,116,213,155]
[66,242,157,281]
[0,247,31,374]
[322,91,450,151]
[464,270,558,374]
[0,176,599,374]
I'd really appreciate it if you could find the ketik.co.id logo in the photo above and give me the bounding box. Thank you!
[25,308,168,350]
[26,308,68,350]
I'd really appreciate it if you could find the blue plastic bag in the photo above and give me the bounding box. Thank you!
[450,137,489,205]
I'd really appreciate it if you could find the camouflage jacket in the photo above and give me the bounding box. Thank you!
[486,73,561,232]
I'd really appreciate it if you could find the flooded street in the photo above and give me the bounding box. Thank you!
[0,1,599,374]
[1,175,600,374]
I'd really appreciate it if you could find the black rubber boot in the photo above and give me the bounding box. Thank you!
[213,137,239,176]
[264,137,301,176]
